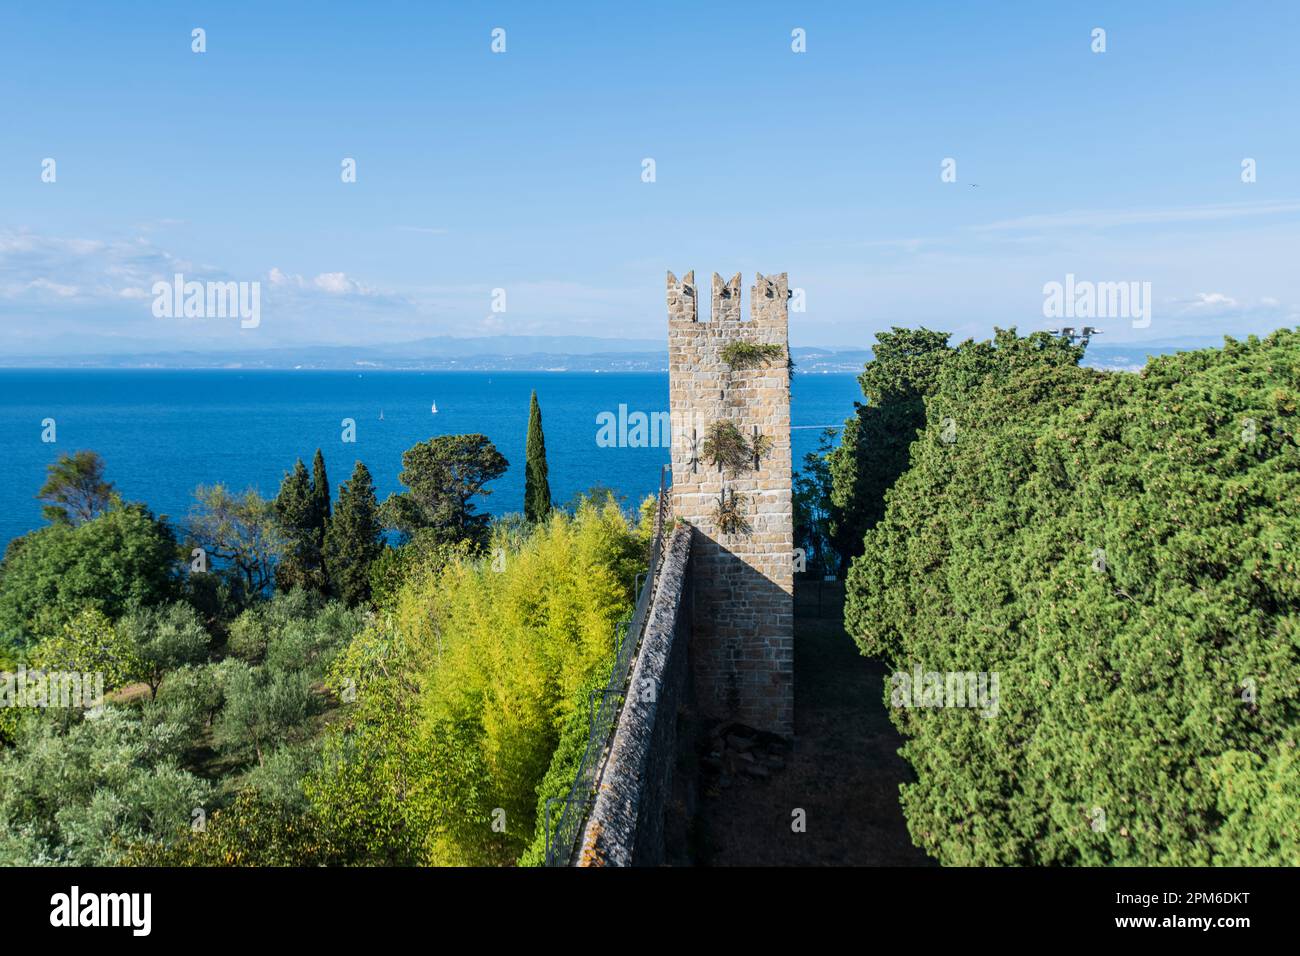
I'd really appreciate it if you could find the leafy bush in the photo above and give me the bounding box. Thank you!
[225,589,319,662]
[30,607,144,691]
[243,741,321,812]
[227,589,361,678]
[122,789,346,867]
[518,669,610,866]
[0,503,177,648]
[0,707,210,865]
[148,662,225,743]
[266,602,365,679]
[116,601,211,698]
[213,661,321,767]
[311,497,640,865]
[846,329,1300,865]
[367,532,472,612]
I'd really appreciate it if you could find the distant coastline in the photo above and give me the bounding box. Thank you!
[0,344,873,374]
[0,339,1211,374]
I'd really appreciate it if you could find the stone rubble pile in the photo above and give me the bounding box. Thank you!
[701,720,790,795]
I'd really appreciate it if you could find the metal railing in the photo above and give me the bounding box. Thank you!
[544,464,673,865]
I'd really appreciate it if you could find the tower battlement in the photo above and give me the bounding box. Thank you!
[666,271,789,332]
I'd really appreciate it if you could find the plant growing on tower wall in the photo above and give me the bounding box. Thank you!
[701,421,773,476]
[701,421,749,474]
[712,489,750,536]
[719,340,785,370]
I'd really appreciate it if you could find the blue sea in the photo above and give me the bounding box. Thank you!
[0,370,861,550]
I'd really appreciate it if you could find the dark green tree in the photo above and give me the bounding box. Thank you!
[381,435,508,549]
[792,428,838,577]
[827,327,954,564]
[524,391,552,522]
[324,461,385,607]
[845,328,1300,865]
[274,459,325,593]
[311,448,331,526]
[0,502,177,646]
[36,450,116,526]
[311,449,332,593]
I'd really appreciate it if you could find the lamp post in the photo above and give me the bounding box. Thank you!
[1048,326,1103,348]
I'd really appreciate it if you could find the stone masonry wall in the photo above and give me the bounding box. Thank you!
[667,270,794,735]
[577,522,693,867]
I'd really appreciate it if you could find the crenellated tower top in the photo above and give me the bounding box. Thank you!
[666,271,789,333]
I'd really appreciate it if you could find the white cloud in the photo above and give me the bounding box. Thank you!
[1169,291,1292,326]
[0,228,183,304]
[0,229,422,351]
[267,266,299,287]
[27,278,79,297]
[1190,292,1239,309]
[313,272,367,295]
[267,268,373,297]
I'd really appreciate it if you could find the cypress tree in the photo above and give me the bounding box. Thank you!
[274,458,322,591]
[524,391,551,522]
[324,461,385,606]
[311,448,331,525]
[311,448,332,591]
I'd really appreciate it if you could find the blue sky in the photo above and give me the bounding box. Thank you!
[1,0,1298,354]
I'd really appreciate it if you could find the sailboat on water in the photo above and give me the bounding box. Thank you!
[431,402,438,414]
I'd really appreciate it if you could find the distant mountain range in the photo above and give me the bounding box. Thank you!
[0,335,874,373]
[0,334,1217,373]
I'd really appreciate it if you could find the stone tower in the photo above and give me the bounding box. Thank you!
[667,270,794,735]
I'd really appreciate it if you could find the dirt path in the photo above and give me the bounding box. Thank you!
[690,585,935,866]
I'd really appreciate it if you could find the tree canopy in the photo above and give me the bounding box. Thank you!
[185,485,284,598]
[828,327,955,566]
[381,435,508,548]
[310,498,640,865]
[845,328,1300,865]
[0,502,177,647]
[36,450,117,526]
[324,461,384,607]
